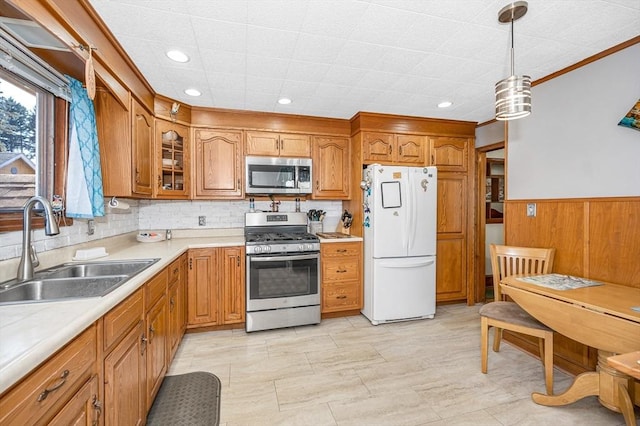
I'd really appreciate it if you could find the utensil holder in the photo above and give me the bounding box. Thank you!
[309,221,323,235]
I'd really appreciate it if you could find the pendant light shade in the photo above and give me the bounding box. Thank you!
[495,1,531,121]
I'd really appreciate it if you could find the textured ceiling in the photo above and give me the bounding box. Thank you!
[87,0,639,123]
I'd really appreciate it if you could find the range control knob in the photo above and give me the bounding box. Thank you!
[298,244,305,251]
[264,245,271,253]
[253,246,262,254]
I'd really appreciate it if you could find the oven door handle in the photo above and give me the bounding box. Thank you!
[249,253,319,262]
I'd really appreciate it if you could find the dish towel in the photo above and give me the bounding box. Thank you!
[65,76,104,218]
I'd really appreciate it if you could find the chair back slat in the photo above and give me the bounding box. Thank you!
[490,244,555,300]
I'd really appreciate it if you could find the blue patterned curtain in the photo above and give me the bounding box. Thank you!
[65,76,104,218]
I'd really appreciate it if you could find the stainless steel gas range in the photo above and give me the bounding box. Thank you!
[244,212,321,332]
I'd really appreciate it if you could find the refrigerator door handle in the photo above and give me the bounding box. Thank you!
[379,259,435,268]
[408,172,416,251]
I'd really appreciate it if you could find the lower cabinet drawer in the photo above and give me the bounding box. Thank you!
[322,257,360,281]
[322,281,361,312]
[0,324,97,425]
[103,288,143,352]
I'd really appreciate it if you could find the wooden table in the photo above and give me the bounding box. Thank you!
[501,275,640,426]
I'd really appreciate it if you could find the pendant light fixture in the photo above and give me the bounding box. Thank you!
[495,1,531,120]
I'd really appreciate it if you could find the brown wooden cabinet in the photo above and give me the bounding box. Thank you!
[312,136,351,199]
[187,248,220,326]
[362,132,427,165]
[428,136,469,172]
[132,99,154,196]
[48,375,100,426]
[95,91,154,197]
[246,131,311,157]
[221,246,246,324]
[95,87,132,197]
[145,294,167,409]
[168,254,187,362]
[194,129,243,199]
[346,113,475,305]
[0,325,98,425]
[320,241,363,314]
[187,246,245,328]
[104,319,146,426]
[156,119,189,198]
[435,174,468,301]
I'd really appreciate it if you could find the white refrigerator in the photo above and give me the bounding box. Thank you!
[361,164,437,325]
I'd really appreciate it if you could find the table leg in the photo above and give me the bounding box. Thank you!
[532,350,637,425]
[532,371,599,406]
[617,383,637,426]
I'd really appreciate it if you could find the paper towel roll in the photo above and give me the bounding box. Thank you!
[108,197,129,210]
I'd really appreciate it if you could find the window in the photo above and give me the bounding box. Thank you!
[0,69,54,210]
[0,27,69,231]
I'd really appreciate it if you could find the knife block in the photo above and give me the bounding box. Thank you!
[336,223,351,235]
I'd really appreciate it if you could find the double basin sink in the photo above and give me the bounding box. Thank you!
[0,259,159,305]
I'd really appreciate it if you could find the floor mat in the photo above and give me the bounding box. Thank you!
[147,372,221,426]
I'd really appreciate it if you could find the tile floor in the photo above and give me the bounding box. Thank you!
[167,304,636,425]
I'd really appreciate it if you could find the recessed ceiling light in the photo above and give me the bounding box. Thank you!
[166,50,189,63]
[184,88,201,97]
[438,101,453,108]
[278,97,292,105]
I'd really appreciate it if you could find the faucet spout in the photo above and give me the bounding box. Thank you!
[17,196,60,282]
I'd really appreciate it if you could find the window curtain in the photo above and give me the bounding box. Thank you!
[65,76,104,218]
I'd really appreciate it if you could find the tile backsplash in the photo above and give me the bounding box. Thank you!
[0,198,343,262]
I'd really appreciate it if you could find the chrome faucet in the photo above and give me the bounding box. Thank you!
[17,196,60,282]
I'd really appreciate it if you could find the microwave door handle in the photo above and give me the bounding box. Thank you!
[250,254,319,262]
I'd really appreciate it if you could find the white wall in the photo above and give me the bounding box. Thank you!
[475,121,504,148]
[508,44,640,199]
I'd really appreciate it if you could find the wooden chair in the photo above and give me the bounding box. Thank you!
[480,244,556,395]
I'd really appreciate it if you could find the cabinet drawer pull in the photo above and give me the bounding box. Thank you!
[37,369,69,402]
[336,295,348,299]
[336,249,347,253]
[336,269,347,273]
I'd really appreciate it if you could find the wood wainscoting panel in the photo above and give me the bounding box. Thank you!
[503,197,640,375]
[588,199,640,287]
[504,200,585,276]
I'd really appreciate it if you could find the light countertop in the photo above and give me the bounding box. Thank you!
[0,233,244,395]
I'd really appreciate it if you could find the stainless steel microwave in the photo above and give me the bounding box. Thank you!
[245,156,312,195]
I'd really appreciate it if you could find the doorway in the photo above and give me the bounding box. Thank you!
[475,142,505,303]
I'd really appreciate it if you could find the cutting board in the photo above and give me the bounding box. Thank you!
[316,232,352,239]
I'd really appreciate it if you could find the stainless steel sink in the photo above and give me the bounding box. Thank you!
[0,258,159,305]
[40,259,158,279]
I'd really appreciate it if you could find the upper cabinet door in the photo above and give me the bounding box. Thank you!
[428,136,469,172]
[312,136,351,200]
[131,99,154,196]
[245,131,310,157]
[245,131,280,156]
[279,133,311,157]
[155,120,189,199]
[94,88,132,197]
[395,134,427,165]
[362,132,393,163]
[194,129,243,199]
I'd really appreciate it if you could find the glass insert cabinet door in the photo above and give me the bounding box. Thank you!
[157,120,188,198]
